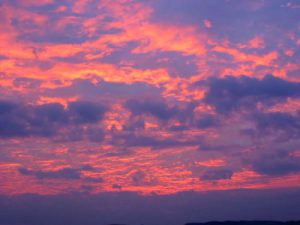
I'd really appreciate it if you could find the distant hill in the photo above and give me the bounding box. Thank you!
[186,221,300,225]
[109,221,300,225]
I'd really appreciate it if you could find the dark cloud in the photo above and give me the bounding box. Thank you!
[18,166,104,182]
[203,75,300,114]
[243,111,300,142]
[34,103,69,125]
[0,188,299,225]
[112,184,122,190]
[200,169,233,181]
[53,127,85,142]
[122,119,145,131]
[18,167,34,176]
[112,133,198,150]
[130,170,157,186]
[80,165,97,172]
[123,100,197,132]
[196,114,220,129]
[125,99,179,121]
[80,185,95,192]
[18,167,81,180]
[254,111,300,133]
[168,124,189,131]
[0,101,18,115]
[86,128,105,142]
[198,140,244,152]
[246,152,300,176]
[0,55,8,60]
[83,177,104,183]
[0,101,31,137]
[13,77,42,89]
[131,170,158,186]
[0,100,108,139]
[131,170,146,185]
[68,101,107,124]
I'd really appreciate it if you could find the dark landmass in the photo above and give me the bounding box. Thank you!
[186,221,300,225]
[110,222,300,225]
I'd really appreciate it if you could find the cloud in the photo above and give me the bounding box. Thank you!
[112,133,198,150]
[254,111,300,133]
[18,167,81,180]
[0,100,108,138]
[203,75,300,114]
[246,111,300,142]
[68,101,107,124]
[83,177,104,183]
[0,101,18,115]
[196,114,220,129]
[18,165,104,182]
[0,55,8,60]
[13,77,42,89]
[112,184,122,190]
[130,170,157,186]
[125,99,179,121]
[80,164,97,171]
[245,152,300,176]
[131,170,147,186]
[124,99,197,125]
[122,119,145,131]
[200,169,233,181]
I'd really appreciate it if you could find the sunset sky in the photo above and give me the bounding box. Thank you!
[0,0,300,224]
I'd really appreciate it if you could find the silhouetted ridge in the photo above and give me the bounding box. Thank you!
[185,221,300,225]
[109,224,128,225]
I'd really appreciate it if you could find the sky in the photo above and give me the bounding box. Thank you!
[0,0,300,224]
